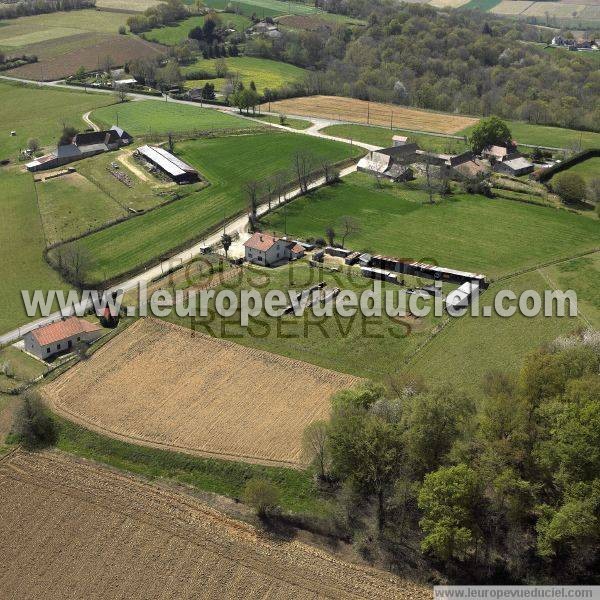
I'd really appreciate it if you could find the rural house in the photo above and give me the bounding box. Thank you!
[481,143,534,176]
[136,145,199,184]
[244,233,305,266]
[26,125,132,172]
[23,317,102,360]
[357,144,418,181]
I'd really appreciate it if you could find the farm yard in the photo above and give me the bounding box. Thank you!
[0,81,114,160]
[91,99,254,136]
[42,318,361,466]
[36,172,128,245]
[260,173,600,279]
[0,450,422,600]
[262,96,479,134]
[182,56,309,94]
[50,131,362,284]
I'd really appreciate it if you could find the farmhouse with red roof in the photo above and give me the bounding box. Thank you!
[23,317,103,360]
[243,233,305,266]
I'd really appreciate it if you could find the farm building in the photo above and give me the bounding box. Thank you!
[481,143,534,176]
[370,255,487,287]
[244,233,305,266]
[136,145,199,184]
[26,126,132,172]
[357,144,418,181]
[444,281,479,310]
[23,317,102,360]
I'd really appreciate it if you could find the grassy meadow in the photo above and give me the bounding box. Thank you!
[183,56,308,93]
[551,157,600,184]
[53,132,362,283]
[0,170,69,334]
[0,81,114,160]
[321,124,469,153]
[36,173,127,245]
[91,99,254,136]
[260,173,600,279]
[408,270,584,391]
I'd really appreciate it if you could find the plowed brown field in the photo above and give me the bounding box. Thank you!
[0,449,430,599]
[43,318,360,467]
[262,95,478,134]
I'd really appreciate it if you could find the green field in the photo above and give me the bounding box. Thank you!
[408,270,583,391]
[55,415,326,515]
[460,0,502,10]
[91,99,254,136]
[261,173,600,278]
[459,120,600,150]
[183,56,308,94]
[550,157,600,184]
[0,345,47,392]
[36,173,127,245]
[542,252,600,328]
[321,124,469,153]
[53,132,361,283]
[143,13,251,45]
[165,263,445,379]
[252,114,312,129]
[203,0,319,17]
[0,170,69,335]
[0,81,114,160]
[0,10,133,49]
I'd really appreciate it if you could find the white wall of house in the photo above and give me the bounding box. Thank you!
[23,330,102,360]
[245,240,291,266]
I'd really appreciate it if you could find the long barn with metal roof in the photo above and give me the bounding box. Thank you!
[136,145,199,184]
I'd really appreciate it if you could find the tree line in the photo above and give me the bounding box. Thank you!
[299,331,600,582]
[0,0,94,19]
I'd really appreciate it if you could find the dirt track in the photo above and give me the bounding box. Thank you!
[43,318,360,467]
[0,449,430,600]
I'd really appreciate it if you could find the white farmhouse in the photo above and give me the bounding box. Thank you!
[243,233,305,267]
[23,317,102,360]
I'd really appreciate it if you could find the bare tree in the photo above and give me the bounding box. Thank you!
[244,180,260,221]
[55,243,91,290]
[114,87,128,103]
[302,420,330,481]
[294,151,312,194]
[274,170,288,205]
[325,226,335,246]
[422,154,438,205]
[167,131,175,153]
[264,176,275,211]
[322,162,339,185]
[338,215,361,247]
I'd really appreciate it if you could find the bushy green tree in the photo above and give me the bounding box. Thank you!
[553,172,586,204]
[469,116,512,154]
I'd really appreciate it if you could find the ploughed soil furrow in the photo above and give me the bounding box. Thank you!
[0,450,430,600]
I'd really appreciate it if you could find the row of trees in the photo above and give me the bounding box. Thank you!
[126,0,187,34]
[0,0,94,19]
[300,332,600,582]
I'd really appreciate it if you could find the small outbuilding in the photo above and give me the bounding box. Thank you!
[23,317,102,360]
[136,145,199,184]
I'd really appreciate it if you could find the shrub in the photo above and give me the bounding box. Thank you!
[243,478,280,517]
[553,172,586,204]
[118,25,126,35]
[12,392,57,449]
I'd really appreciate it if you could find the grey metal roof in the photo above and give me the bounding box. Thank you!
[502,157,533,170]
[137,145,197,178]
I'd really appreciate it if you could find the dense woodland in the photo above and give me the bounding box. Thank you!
[243,2,600,131]
[0,0,95,19]
[302,331,600,583]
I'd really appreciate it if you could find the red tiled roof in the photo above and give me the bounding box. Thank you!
[29,317,101,346]
[243,232,281,252]
[290,243,305,254]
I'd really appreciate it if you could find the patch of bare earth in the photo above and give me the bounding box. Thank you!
[262,95,478,134]
[0,449,429,599]
[42,318,361,467]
